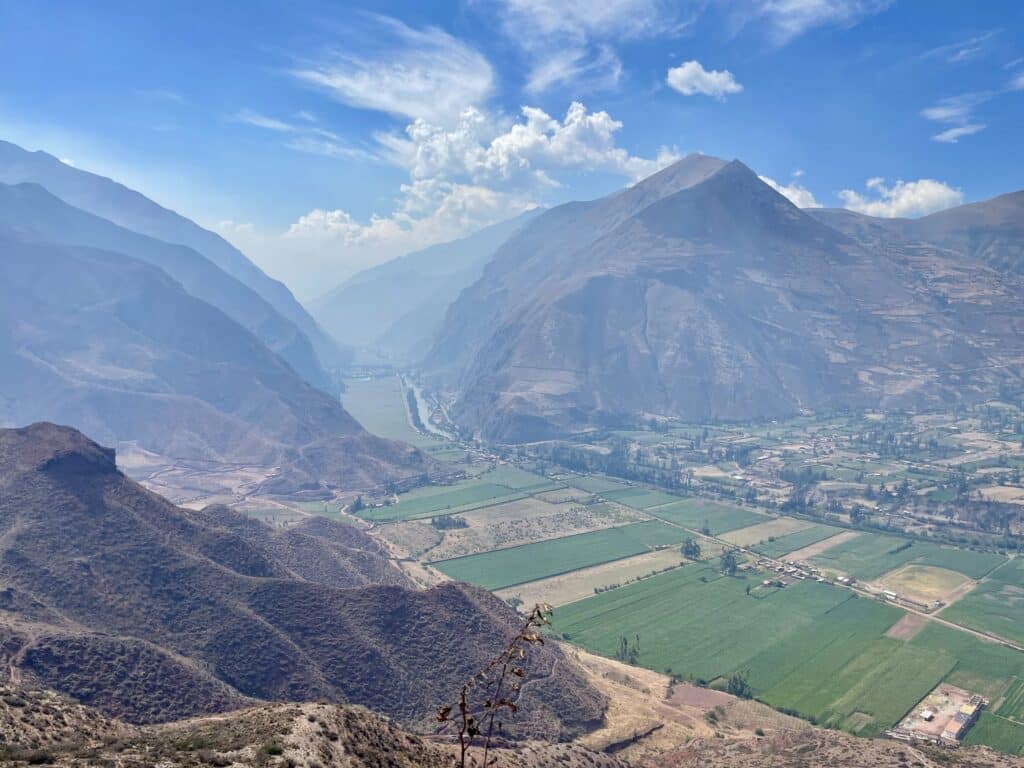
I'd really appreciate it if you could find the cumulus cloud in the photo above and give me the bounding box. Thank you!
[259,102,678,292]
[666,61,743,99]
[290,15,494,124]
[839,177,963,218]
[738,0,894,45]
[376,102,679,187]
[759,174,821,208]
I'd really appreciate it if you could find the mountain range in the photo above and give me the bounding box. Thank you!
[0,142,436,495]
[312,208,543,362]
[0,422,605,738]
[0,140,346,377]
[423,155,1024,441]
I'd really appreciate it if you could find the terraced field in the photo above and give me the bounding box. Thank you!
[431,520,687,590]
[645,498,764,535]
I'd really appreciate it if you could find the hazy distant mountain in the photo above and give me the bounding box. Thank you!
[0,139,346,371]
[0,229,435,493]
[0,422,606,737]
[0,181,331,391]
[312,209,543,361]
[425,156,1024,441]
[807,191,1024,274]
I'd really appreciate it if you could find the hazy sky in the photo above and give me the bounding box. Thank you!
[2,1,1022,298]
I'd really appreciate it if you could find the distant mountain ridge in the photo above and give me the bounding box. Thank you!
[312,208,543,361]
[424,155,1024,441]
[0,422,606,737]
[0,181,331,391]
[0,229,435,494]
[0,139,346,374]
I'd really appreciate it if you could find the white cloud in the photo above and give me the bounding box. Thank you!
[377,102,679,187]
[839,177,963,218]
[490,0,693,93]
[1010,71,1024,91]
[922,31,998,64]
[931,124,986,144]
[58,157,76,167]
[920,92,991,143]
[233,109,373,161]
[739,0,894,44]
[290,15,493,124]
[237,101,678,293]
[214,219,255,235]
[759,174,821,208]
[666,61,743,99]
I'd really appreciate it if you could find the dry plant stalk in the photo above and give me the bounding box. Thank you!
[437,603,553,768]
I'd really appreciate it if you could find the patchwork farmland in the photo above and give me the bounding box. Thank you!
[329,377,1024,755]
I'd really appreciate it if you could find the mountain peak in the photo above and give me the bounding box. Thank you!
[0,422,117,477]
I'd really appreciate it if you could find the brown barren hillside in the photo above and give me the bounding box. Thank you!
[0,423,605,738]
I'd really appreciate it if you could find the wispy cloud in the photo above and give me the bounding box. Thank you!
[666,60,743,99]
[736,0,894,45]
[290,15,493,125]
[233,109,374,161]
[489,0,696,94]
[839,177,962,218]
[931,124,986,144]
[920,92,991,143]
[922,30,998,63]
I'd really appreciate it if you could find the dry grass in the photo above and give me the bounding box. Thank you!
[496,549,687,607]
[784,529,860,561]
[719,517,814,547]
[874,564,972,603]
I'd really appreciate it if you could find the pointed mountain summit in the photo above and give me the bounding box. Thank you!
[424,158,1024,441]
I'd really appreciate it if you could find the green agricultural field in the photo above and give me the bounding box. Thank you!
[357,480,527,522]
[963,714,1024,756]
[808,532,1005,581]
[909,623,1024,701]
[342,377,445,450]
[752,524,846,559]
[601,487,681,509]
[431,520,687,590]
[570,475,632,494]
[646,498,764,535]
[941,557,1024,647]
[552,563,952,736]
[997,678,1024,724]
[484,465,563,493]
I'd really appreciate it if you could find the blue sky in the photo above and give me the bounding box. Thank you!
[2,1,1023,298]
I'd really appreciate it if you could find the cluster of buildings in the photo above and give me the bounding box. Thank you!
[889,685,987,747]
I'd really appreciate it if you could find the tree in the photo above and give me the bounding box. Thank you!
[681,538,702,560]
[726,670,752,699]
[349,495,365,513]
[720,550,739,577]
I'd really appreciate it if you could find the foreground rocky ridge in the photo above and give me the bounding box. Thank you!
[0,423,604,738]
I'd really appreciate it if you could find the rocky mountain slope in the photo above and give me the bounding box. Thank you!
[0,139,345,371]
[0,423,604,738]
[0,181,330,391]
[0,685,626,768]
[807,190,1024,274]
[0,227,434,493]
[313,209,542,361]
[425,155,1024,441]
